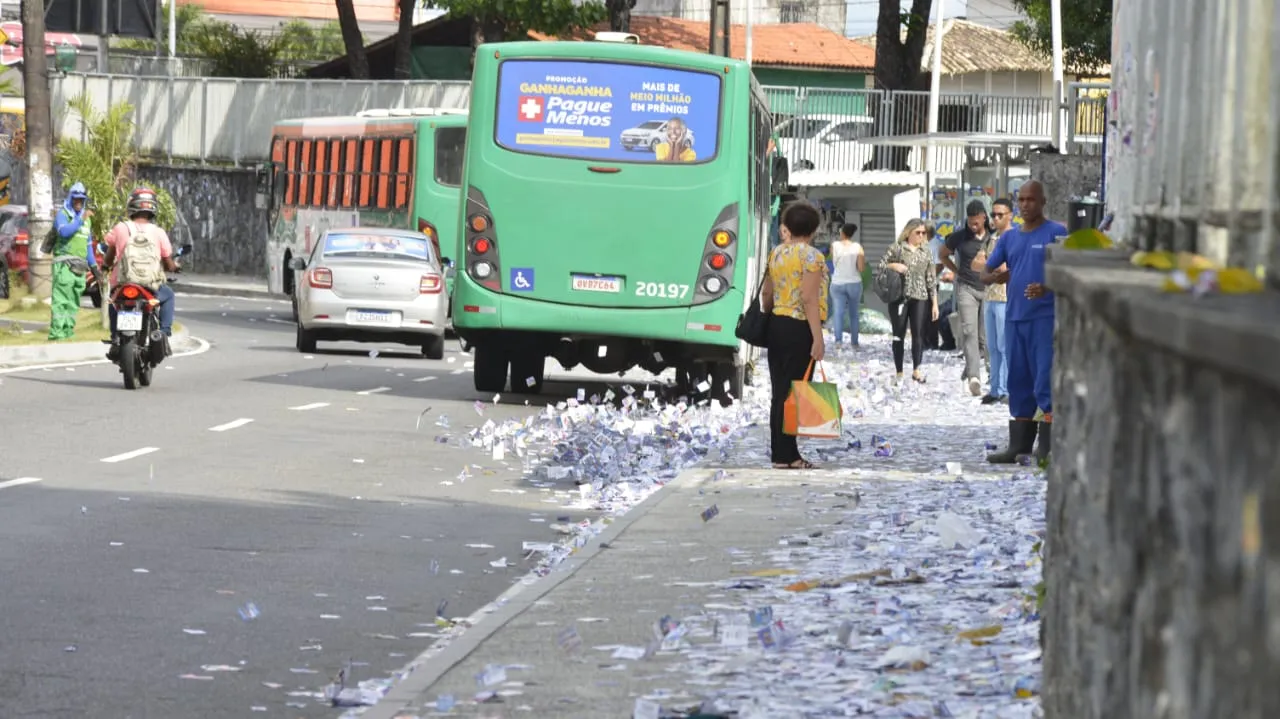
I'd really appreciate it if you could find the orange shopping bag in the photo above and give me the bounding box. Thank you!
[782,360,843,439]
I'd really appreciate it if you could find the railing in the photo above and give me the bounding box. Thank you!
[1106,0,1275,285]
[52,72,1071,179]
[762,86,1056,175]
[50,73,472,165]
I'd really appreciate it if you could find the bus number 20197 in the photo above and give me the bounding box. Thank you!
[635,282,690,299]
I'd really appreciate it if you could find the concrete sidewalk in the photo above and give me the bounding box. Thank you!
[0,324,199,367]
[360,458,1046,719]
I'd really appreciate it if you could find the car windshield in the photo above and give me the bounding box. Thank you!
[322,233,433,262]
[0,213,27,235]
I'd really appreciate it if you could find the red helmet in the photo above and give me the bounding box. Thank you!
[127,187,158,218]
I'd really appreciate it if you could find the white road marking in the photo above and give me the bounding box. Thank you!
[209,418,254,432]
[263,318,293,325]
[0,336,212,375]
[0,477,42,490]
[356,387,391,395]
[450,369,466,375]
[101,447,160,463]
[413,376,436,383]
[289,402,330,411]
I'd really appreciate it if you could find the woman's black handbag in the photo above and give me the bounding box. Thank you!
[735,271,770,347]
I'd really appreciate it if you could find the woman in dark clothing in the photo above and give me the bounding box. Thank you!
[878,218,939,383]
[760,202,830,469]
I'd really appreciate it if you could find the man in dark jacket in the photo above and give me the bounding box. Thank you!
[939,200,991,396]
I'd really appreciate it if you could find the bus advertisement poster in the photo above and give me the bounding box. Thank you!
[495,59,722,164]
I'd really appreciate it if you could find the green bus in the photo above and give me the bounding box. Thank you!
[264,108,468,320]
[451,40,781,401]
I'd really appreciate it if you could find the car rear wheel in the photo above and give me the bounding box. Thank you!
[295,324,317,353]
[422,334,445,360]
[0,262,9,300]
[473,344,508,393]
[510,354,546,394]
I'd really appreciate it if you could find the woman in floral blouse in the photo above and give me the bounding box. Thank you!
[878,218,939,383]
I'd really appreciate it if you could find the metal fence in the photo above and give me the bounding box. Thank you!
[50,73,472,165]
[52,71,1088,181]
[1107,0,1276,284]
[762,86,1057,175]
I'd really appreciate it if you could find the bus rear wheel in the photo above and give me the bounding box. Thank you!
[473,345,509,393]
[710,362,744,406]
[510,354,546,394]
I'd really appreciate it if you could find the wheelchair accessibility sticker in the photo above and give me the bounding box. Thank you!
[510,268,535,292]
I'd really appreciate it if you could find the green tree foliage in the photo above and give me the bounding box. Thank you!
[119,4,354,77]
[54,95,177,237]
[429,0,607,46]
[274,19,348,64]
[1009,0,1112,74]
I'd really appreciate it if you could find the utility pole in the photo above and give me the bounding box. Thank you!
[708,0,730,57]
[1049,0,1065,152]
[924,0,946,191]
[22,0,57,300]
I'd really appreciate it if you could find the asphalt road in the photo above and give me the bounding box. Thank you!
[0,293,644,718]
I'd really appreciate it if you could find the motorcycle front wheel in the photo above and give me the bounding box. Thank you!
[120,338,140,390]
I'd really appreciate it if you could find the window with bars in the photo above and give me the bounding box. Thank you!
[270,134,416,212]
[779,1,804,23]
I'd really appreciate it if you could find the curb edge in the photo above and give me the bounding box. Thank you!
[362,468,710,719]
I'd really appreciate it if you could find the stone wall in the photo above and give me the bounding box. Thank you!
[8,159,267,278]
[1042,248,1280,718]
[138,164,267,278]
[1032,152,1103,226]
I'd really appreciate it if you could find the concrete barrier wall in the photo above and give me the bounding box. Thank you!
[1042,247,1280,718]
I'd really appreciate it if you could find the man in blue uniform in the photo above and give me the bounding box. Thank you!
[980,180,1065,463]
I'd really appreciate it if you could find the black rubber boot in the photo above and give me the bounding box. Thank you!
[1034,422,1051,462]
[986,420,1038,464]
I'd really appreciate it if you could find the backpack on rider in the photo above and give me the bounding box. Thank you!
[118,189,167,288]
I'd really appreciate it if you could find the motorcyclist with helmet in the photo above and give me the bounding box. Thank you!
[101,188,180,360]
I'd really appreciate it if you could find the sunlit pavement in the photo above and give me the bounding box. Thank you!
[0,294,664,717]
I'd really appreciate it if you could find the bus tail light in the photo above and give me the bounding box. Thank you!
[420,273,443,294]
[693,203,739,303]
[418,218,441,260]
[309,267,333,289]
[464,186,502,292]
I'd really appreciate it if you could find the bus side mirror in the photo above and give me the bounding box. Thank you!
[771,156,789,194]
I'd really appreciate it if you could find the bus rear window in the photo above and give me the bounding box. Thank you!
[494,59,722,164]
[435,127,465,187]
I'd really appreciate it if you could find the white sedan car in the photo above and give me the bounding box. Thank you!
[290,227,448,358]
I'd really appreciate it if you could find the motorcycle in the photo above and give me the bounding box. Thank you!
[107,244,190,390]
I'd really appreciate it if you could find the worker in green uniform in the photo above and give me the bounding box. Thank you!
[48,182,96,340]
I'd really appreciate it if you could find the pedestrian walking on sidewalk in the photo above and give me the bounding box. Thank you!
[879,218,938,383]
[939,200,990,397]
[981,181,1064,463]
[827,222,865,350]
[760,201,829,470]
[972,198,1013,404]
[48,182,97,341]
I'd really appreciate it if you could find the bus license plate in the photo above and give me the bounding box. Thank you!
[117,311,143,331]
[571,275,621,293]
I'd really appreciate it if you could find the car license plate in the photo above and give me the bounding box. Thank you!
[571,275,621,293]
[348,309,399,326]
[117,311,143,331]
